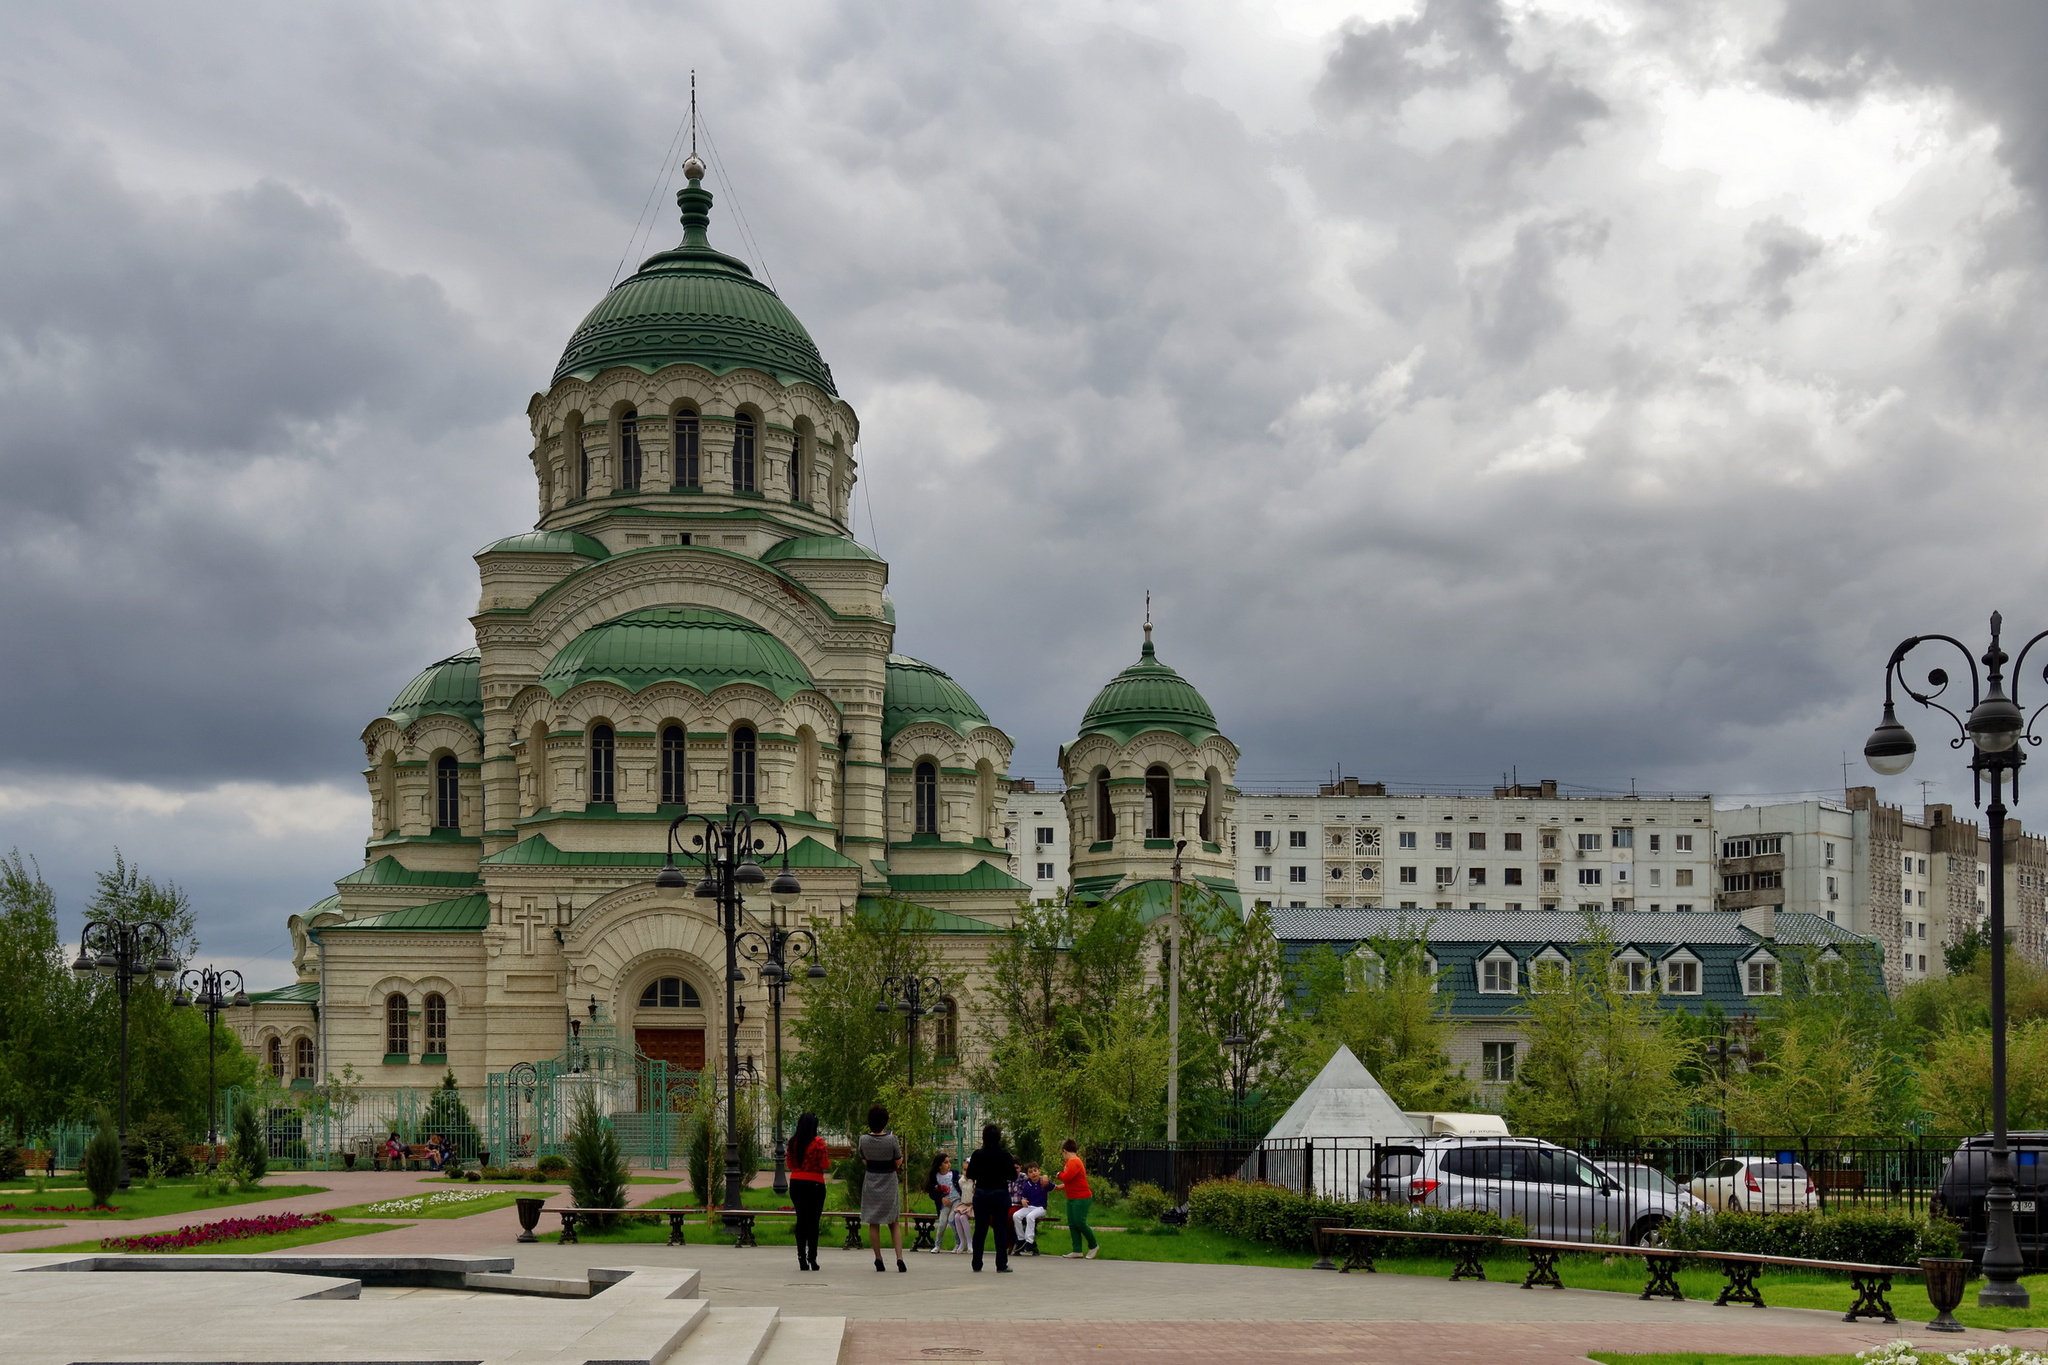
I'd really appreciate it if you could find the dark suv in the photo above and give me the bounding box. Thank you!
[1935,1133,2048,1266]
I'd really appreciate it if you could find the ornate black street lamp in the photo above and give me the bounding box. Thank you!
[1224,1014,1250,1141]
[875,975,948,1088]
[655,811,801,1210]
[70,919,176,1189]
[736,906,823,1194]
[1864,611,2037,1307]
[170,965,248,1158]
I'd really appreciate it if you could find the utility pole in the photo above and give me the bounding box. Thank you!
[1166,839,1186,1142]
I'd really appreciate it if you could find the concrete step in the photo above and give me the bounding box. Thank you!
[758,1316,845,1365]
[665,1306,779,1365]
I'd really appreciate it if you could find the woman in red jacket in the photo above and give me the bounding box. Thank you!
[785,1112,830,1272]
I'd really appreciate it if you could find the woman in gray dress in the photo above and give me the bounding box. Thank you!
[858,1103,906,1272]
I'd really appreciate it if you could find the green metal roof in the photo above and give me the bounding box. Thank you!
[337,857,482,889]
[886,860,1030,895]
[483,832,856,870]
[541,607,816,700]
[304,893,341,917]
[553,175,835,394]
[761,536,882,564]
[1078,876,1242,922]
[1078,630,1218,746]
[884,655,993,746]
[247,980,319,1005]
[856,896,1004,934]
[479,530,610,559]
[323,894,491,932]
[385,648,483,730]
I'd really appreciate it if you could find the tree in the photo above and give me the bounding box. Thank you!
[1287,933,1473,1112]
[1717,946,1914,1137]
[82,1108,120,1207]
[229,1095,268,1188]
[1502,923,1695,1139]
[1177,898,1290,1138]
[1920,1020,2048,1132]
[566,1093,629,1228]
[420,1071,482,1162]
[0,852,89,1139]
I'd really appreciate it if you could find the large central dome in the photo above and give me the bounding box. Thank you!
[552,166,836,394]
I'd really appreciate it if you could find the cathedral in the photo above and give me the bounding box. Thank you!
[235,157,1241,1090]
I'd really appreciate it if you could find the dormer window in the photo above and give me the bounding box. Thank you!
[1661,951,1702,995]
[1744,952,1781,996]
[1613,950,1650,994]
[1478,949,1517,994]
[1531,947,1572,991]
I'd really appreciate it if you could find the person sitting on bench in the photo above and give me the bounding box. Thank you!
[1010,1162,1051,1253]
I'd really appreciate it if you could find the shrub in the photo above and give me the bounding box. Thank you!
[1187,1178,1522,1253]
[82,1113,121,1208]
[529,1168,552,1184]
[1125,1182,1173,1221]
[1662,1207,1959,1265]
[566,1095,629,1230]
[0,1145,24,1182]
[228,1099,268,1190]
[536,1152,570,1176]
[421,1073,484,1162]
[124,1111,195,1180]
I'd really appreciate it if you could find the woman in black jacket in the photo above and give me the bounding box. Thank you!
[963,1124,1019,1272]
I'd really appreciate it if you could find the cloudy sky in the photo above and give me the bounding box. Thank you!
[3,0,2045,983]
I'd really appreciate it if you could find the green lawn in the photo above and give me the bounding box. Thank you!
[41,1220,406,1255]
[422,1174,681,1186]
[0,1225,61,1236]
[0,1184,328,1221]
[322,1190,527,1221]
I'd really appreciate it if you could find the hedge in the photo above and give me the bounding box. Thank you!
[1187,1178,1522,1252]
[1661,1207,1960,1265]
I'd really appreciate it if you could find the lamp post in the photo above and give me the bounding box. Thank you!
[736,905,823,1195]
[70,918,176,1189]
[1166,839,1186,1143]
[1864,611,2037,1308]
[1223,1014,1249,1142]
[654,811,802,1211]
[876,975,948,1088]
[170,966,248,1158]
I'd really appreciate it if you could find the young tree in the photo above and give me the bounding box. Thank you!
[82,1108,120,1207]
[0,852,90,1139]
[1718,946,1914,1137]
[1920,1020,2048,1132]
[229,1096,268,1189]
[1287,933,1473,1112]
[1177,898,1290,1138]
[566,1093,630,1227]
[421,1071,483,1162]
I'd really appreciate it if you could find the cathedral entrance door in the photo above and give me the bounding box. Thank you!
[635,1028,706,1109]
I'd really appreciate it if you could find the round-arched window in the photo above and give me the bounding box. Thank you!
[914,762,939,835]
[638,977,703,1009]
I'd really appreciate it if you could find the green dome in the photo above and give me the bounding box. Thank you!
[1079,632,1218,745]
[761,535,883,564]
[553,175,835,394]
[884,655,991,745]
[386,648,483,729]
[541,607,816,700]
[479,530,610,559]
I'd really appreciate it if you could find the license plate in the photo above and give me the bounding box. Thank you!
[2018,1200,2038,1214]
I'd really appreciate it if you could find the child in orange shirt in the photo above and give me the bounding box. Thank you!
[1052,1138,1098,1259]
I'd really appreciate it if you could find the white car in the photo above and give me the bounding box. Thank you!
[1596,1162,1709,1220]
[1688,1157,1817,1213]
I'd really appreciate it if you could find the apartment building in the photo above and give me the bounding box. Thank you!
[1001,780,1072,901]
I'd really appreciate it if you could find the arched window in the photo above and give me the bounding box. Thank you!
[789,427,808,501]
[423,993,447,1057]
[731,727,757,807]
[732,413,757,492]
[660,725,687,806]
[914,762,939,834]
[1202,768,1220,844]
[638,977,703,1008]
[528,723,551,812]
[1094,769,1114,841]
[377,753,399,837]
[1146,765,1172,839]
[617,408,641,491]
[575,414,592,498]
[933,997,958,1061]
[435,754,460,829]
[797,728,818,815]
[673,407,700,487]
[385,994,410,1057]
[294,1036,316,1080]
[589,724,615,805]
[267,1036,285,1079]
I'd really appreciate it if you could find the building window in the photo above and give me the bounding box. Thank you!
[267,1036,285,1079]
[1469,868,1487,885]
[1290,829,1309,848]
[1399,831,1417,849]
[1480,956,1516,993]
[673,408,701,487]
[1435,831,1454,850]
[1541,833,1557,851]
[589,725,615,805]
[1648,834,1661,852]
[661,726,687,806]
[915,762,939,834]
[1253,829,1273,850]
[1753,870,1782,889]
[386,994,410,1056]
[294,1036,316,1080]
[1745,959,1780,995]
[789,429,808,500]
[1289,866,1307,883]
[1037,862,1055,881]
[933,998,958,1060]
[1755,836,1783,856]
[731,727,757,807]
[1578,833,1603,851]
[1504,867,1523,885]
[1254,866,1272,882]
[1399,866,1417,883]
[1611,827,1634,848]
[1482,1041,1516,1082]
[1723,873,1752,892]
[579,424,593,497]
[1503,832,1522,851]
[640,977,701,1008]
[1542,868,1557,883]
[732,412,757,492]
[1675,834,1693,852]
[1722,838,1752,858]
[1329,866,1345,880]
[617,408,641,491]
[1578,868,1603,885]
[1094,770,1114,840]
[1468,832,1486,851]
[423,993,447,1056]
[1616,958,1649,993]
[435,754,461,829]
[1648,868,1662,887]
[1036,826,1055,846]
[1435,867,1455,886]
[1674,903,1693,912]
[1675,868,1693,887]
[1664,958,1701,993]
[1146,765,1171,839]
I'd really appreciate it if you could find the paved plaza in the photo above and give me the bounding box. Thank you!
[1,1172,2035,1364]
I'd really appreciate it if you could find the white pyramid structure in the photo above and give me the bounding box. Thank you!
[1242,1044,1423,1198]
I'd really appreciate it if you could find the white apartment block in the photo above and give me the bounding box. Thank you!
[1001,781,1071,900]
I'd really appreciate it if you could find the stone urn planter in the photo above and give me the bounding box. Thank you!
[340,1151,356,1171]
[515,1196,547,1244]
[1921,1257,1968,1333]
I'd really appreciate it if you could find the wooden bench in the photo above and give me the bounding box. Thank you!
[1324,1227,1502,1280]
[1687,1248,1919,1323]
[183,1144,227,1170]
[714,1208,799,1249]
[1816,1170,1867,1194]
[1508,1239,1688,1301]
[554,1207,688,1246]
[834,1210,942,1251]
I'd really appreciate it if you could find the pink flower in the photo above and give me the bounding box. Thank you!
[99,1212,335,1254]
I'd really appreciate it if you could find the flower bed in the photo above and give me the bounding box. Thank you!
[1862,1342,2048,1365]
[99,1212,334,1253]
[0,1203,114,1214]
[358,1188,494,1216]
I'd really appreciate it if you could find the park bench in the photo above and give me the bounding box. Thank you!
[712,1208,800,1249]
[553,1207,689,1246]
[17,1149,55,1177]
[833,1210,943,1251]
[1686,1248,1919,1323]
[1507,1238,1688,1301]
[1323,1227,1503,1280]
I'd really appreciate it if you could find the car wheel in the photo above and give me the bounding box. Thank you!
[1629,1215,1668,1248]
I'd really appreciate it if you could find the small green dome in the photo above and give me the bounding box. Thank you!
[386,648,483,729]
[479,530,610,559]
[1079,631,1218,745]
[541,607,816,700]
[760,536,883,564]
[553,175,835,394]
[884,655,991,745]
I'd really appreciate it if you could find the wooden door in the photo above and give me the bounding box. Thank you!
[636,1027,706,1071]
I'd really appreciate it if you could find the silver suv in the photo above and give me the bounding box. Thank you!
[1363,1137,1689,1245]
